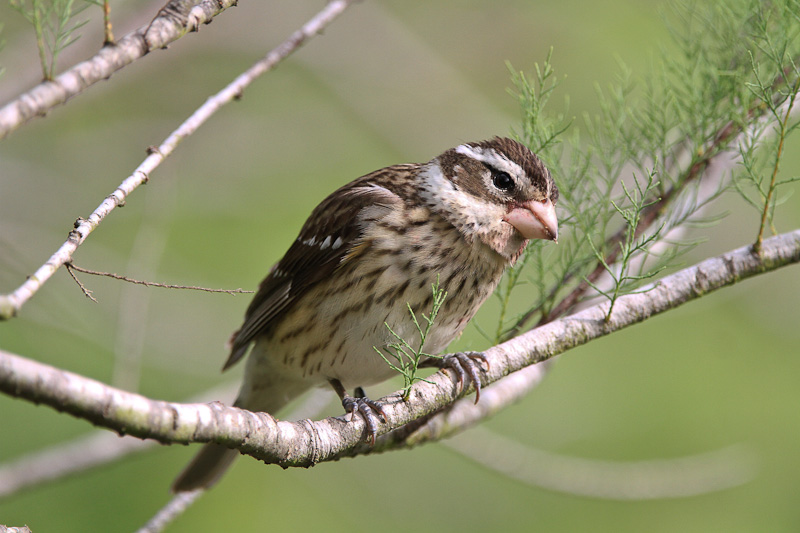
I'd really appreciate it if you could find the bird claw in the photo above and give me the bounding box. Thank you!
[426,351,489,403]
[337,384,386,445]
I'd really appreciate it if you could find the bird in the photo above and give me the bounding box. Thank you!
[172,137,558,492]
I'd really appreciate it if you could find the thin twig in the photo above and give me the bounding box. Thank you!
[755,77,800,252]
[102,0,114,46]
[64,263,98,302]
[0,0,357,321]
[1,230,797,467]
[137,490,204,533]
[66,263,253,295]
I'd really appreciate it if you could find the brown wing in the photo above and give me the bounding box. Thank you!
[222,168,412,370]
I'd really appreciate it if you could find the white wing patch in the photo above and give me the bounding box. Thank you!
[300,234,344,251]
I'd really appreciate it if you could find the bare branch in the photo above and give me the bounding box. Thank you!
[64,263,98,302]
[137,491,203,533]
[1,230,797,466]
[0,0,356,321]
[0,0,238,140]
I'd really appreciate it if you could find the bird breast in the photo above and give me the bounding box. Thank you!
[252,206,507,391]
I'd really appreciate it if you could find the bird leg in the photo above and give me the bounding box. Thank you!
[421,351,489,403]
[329,378,387,445]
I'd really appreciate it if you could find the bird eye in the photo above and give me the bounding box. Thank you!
[492,171,515,192]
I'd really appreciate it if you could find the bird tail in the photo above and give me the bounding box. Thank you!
[171,365,313,493]
[171,443,238,492]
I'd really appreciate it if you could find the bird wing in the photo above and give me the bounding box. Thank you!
[222,170,409,370]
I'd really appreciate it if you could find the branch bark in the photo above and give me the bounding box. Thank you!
[0,386,335,498]
[2,230,797,466]
[0,0,356,321]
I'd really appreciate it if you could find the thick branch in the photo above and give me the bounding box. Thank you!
[1,230,797,466]
[0,0,356,321]
[0,386,335,498]
[0,0,238,140]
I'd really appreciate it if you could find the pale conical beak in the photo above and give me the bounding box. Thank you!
[504,199,558,242]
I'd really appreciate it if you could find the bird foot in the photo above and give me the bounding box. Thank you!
[423,351,489,403]
[330,380,386,445]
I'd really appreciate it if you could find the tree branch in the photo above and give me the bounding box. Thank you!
[137,490,203,533]
[0,0,239,140]
[0,0,356,321]
[2,230,797,466]
[0,386,335,498]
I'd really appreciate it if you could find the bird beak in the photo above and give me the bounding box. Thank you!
[504,199,558,242]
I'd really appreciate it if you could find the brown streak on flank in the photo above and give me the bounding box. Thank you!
[278,322,313,343]
[421,291,434,310]
[300,341,325,369]
[334,337,347,364]
[396,279,411,296]
[363,276,379,292]
[456,274,468,294]
[374,289,392,305]
[361,293,375,312]
[331,301,365,325]
[363,266,387,280]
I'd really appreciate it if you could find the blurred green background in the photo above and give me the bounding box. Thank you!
[2,1,800,531]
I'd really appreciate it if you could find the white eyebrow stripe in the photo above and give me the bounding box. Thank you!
[455,144,524,178]
[455,144,483,159]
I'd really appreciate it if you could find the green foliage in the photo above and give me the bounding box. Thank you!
[9,0,91,81]
[499,0,800,339]
[584,168,665,321]
[506,49,572,159]
[375,278,447,399]
[733,2,800,251]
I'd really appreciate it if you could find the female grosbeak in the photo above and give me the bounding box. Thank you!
[173,137,558,491]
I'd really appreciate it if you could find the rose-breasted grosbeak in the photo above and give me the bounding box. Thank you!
[172,137,558,491]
